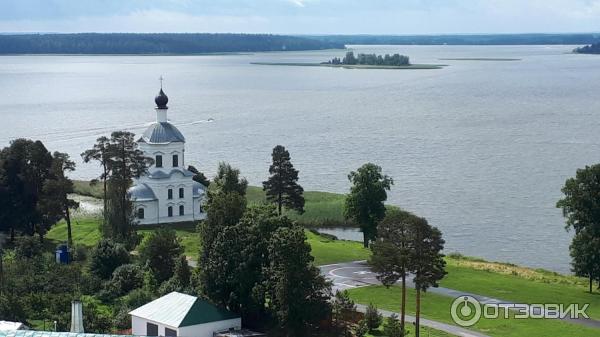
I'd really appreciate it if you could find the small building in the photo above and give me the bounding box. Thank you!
[0,321,27,331]
[129,292,241,337]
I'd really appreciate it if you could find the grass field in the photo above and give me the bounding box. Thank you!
[366,319,455,337]
[46,216,365,266]
[441,256,600,320]
[348,285,600,337]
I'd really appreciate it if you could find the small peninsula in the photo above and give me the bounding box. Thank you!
[252,51,444,69]
[573,43,600,54]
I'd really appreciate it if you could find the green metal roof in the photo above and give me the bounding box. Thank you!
[129,292,239,328]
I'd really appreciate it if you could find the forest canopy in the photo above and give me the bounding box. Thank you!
[326,51,410,66]
[573,43,600,54]
[0,33,344,54]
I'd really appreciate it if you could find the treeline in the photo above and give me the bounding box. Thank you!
[0,33,344,54]
[573,43,600,54]
[308,33,600,45]
[326,51,409,66]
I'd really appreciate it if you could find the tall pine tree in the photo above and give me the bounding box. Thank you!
[263,145,305,216]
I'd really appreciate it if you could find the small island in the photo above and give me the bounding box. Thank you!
[252,51,444,69]
[573,43,600,54]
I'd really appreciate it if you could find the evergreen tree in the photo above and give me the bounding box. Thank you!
[187,165,210,187]
[39,152,79,247]
[263,145,305,215]
[371,209,415,334]
[89,239,130,280]
[264,226,332,336]
[344,163,393,247]
[81,136,111,223]
[409,217,446,337]
[139,227,183,284]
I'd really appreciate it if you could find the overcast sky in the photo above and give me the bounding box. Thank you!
[2,0,600,34]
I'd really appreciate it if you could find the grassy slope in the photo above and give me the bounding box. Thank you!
[348,285,600,337]
[306,230,370,266]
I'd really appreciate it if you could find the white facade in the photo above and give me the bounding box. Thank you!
[131,315,241,337]
[129,88,206,225]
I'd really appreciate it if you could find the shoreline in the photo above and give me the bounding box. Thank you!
[251,61,446,69]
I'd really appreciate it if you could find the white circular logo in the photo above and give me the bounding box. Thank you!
[451,295,482,327]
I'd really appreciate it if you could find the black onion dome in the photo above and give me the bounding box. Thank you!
[155,88,168,108]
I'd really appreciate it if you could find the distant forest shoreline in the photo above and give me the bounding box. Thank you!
[1,33,600,55]
[0,33,344,54]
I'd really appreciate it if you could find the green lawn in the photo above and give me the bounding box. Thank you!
[441,259,600,320]
[247,186,347,226]
[348,285,600,337]
[46,216,364,266]
[366,318,455,337]
[306,230,370,266]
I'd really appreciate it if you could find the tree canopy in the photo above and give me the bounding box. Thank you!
[344,163,393,247]
[263,145,305,215]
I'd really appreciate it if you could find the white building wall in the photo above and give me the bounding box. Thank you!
[177,318,242,337]
[131,316,241,337]
[131,316,178,337]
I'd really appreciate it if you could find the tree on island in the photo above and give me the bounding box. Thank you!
[328,51,410,66]
[557,164,600,292]
[263,145,305,216]
[574,43,600,54]
[344,163,393,247]
[370,209,416,335]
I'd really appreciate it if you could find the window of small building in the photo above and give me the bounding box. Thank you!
[179,187,184,198]
[146,323,158,336]
[137,208,144,219]
[179,205,184,216]
[165,328,177,337]
[155,155,163,168]
[172,154,179,167]
[168,206,173,217]
[168,189,173,199]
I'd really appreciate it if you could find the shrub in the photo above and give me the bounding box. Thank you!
[109,264,144,296]
[123,288,153,309]
[138,227,182,283]
[14,236,43,258]
[89,239,130,279]
[71,245,88,261]
[383,314,405,337]
[364,303,383,331]
[354,319,369,337]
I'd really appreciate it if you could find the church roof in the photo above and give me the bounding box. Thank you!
[129,292,239,328]
[147,168,194,180]
[139,122,185,144]
[128,183,157,201]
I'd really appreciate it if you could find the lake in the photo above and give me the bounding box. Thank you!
[2,45,600,273]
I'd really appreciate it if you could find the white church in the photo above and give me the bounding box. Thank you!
[128,87,207,225]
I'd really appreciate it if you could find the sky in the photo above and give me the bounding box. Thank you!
[1,0,600,34]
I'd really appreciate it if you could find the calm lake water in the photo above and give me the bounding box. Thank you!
[2,45,600,273]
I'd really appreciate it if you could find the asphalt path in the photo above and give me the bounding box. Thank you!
[320,260,600,330]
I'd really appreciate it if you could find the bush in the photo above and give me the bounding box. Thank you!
[383,314,405,337]
[354,319,369,337]
[109,264,144,296]
[71,245,88,261]
[14,236,43,258]
[89,239,130,279]
[123,288,153,309]
[364,303,383,331]
[138,227,182,283]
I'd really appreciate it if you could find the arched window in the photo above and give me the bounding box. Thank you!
[168,189,173,200]
[137,208,145,219]
[179,187,184,198]
[172,154,179,167]
[168,206,173,217]
[179,205,185,216]
[155,155,163,168]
